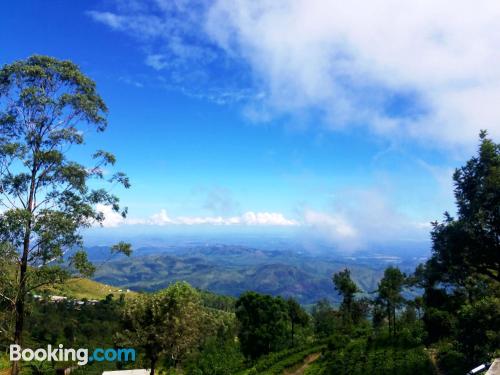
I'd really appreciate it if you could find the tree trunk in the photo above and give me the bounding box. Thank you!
[11,164,37,375]
[387,306,392,337]
[149,355,157,375]
[392,307,397,337]
[347,299,352,325]
[11,221,31,375]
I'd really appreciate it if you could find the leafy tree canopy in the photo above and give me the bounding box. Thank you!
[430,131,499,284]
[119,282,203,375]
[0,55,131,373]
[235,291,289,360]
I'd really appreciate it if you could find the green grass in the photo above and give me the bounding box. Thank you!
[38,278,137,300]
[0,353,9,371]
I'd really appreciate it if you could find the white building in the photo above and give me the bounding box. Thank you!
[102,370,150,375]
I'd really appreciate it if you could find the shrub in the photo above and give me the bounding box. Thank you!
[436,343,467,375]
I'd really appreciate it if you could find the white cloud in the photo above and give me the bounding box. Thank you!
[240,211,297,226]
[148,209,175,225]
[299,186,432,250]
[96,204,126,228]
[88,0,500,148]
[97,206,297,227]
[204,0,500,149]
[145,54,169,71]
[86,10,169,39]
[86,11,126,30]
[303,210,357,239]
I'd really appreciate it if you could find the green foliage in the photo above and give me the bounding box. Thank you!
[311,299,340,338]
[435,342,468,375]
[429,131,500,284]
[239,343,326,375]
[333,268,360,325]
[322,336,436,375]
[326,333,350,351]
[397,321,427,348]
[0,55,130,275]
[1,279,241,375]
[25,295,123,349]
[413,132,500,371]
[0,353,9,370]
[93,248,388,305]
[376,266,406,336]
[199,289,236,312]
[235,291,290,360]
[184,336,245,375]
[111,242,132,257]
[423,308,457,344]
[303,361,324,375]
[38,277,137,300]
[287,297,309,346]
[119,282,203,374]
[457,296,500,364]
[0,55,131,374]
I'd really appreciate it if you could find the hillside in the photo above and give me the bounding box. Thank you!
[91,245,398,304]
[38,278,137,300]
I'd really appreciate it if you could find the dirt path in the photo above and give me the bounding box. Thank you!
[284,353,321,375]
[426,349,443,375]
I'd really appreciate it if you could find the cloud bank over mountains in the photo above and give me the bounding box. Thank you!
[97,193,429,250]
[98,205,298,228]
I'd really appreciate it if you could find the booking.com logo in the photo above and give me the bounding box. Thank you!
[10,344,136,366]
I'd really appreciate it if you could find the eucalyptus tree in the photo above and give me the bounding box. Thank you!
[377,266,406,337]
[286,297,309,347]
[333,268,360,325]
[0,55,130,374]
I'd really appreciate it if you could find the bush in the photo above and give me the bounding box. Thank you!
[327,333,350,351]
[436,343,467,375]
[323,337,436,375]
[185,338,245,375]
[398,321,427,348]
[424,308,456,344]
[0,353,9,371]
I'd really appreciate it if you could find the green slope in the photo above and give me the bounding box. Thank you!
[38,278,137,300]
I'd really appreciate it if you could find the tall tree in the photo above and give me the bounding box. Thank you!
[377,266,406,337]
[235,292,289,360]
[286,297,309,347]
[430,131,499,284]
[0,55,130,374]
[412,132,500,367]
[120,282,203,375]
[333,268,360,325]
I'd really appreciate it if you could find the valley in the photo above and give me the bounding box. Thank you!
[89,244,423,304]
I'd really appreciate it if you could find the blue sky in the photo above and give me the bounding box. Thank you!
[3,0,499,250]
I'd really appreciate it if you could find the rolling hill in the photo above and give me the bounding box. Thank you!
[90,245,405,304]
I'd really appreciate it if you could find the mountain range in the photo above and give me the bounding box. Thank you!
[87,244,424,304]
